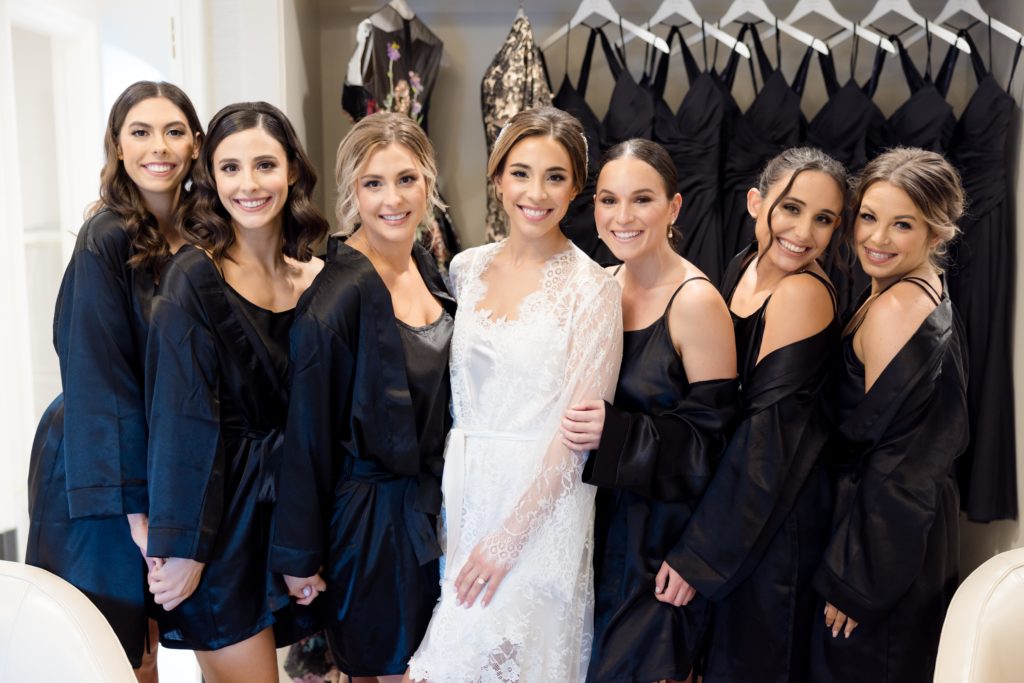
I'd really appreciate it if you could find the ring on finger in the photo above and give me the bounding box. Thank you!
[476,577,489,586]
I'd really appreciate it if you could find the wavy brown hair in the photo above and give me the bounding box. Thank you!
[180,101,328,262]
[487,106,588,197]
[89,81,203,273]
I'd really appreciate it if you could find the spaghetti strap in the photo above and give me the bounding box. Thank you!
[791,269,838,315]
[897,275,942,305]
[613,264,623,275]
[665,276,712,313]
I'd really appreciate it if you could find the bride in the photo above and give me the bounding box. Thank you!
[406,107,622,682]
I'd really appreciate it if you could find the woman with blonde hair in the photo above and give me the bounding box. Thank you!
[810,147,968,683]
[269,111,455,683]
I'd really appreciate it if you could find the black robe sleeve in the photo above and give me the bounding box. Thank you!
[813,306,968,624]
[145,263,223,561]
[60,216,149,518]
[669,334,835,601]
[269,305,354,578]
[582,378,739,502]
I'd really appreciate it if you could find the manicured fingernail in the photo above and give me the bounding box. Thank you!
[655,586,663,594]
[832,629,839,638]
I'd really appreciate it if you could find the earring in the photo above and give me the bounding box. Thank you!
[667,225,673,239]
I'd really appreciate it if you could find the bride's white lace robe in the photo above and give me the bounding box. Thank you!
[408,241,623,682]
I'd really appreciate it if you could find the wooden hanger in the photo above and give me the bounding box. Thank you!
[541,0,670,53]
[760,0,896,54]
[829,0,971,54]
[620,0,750,59]
[902,0,1022,48]
[703,0,829,55]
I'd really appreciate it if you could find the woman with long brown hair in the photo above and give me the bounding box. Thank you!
[144,101,327,683]
[26,80,203,682]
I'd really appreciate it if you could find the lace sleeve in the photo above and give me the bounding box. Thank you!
[481,273,623,567]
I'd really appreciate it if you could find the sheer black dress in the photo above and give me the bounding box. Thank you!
[943,28,1022,521]
[583,276,739,683]
[145,246,315,650]
[671,244,838,682]
[26,210,155,667]
[270,239,455,676]
[810,278,967,682]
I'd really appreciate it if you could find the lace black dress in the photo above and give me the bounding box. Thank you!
[583,277,739,683]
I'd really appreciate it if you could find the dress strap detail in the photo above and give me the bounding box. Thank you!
[897,275,942,305]
[665,276,712,314]
[791,268,838,314]
[1009,37,1024,92]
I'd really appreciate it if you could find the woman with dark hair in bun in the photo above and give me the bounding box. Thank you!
[26,80,203,682]
[810,148,968,683]
[144,101,328,683]
[561,138,739,683]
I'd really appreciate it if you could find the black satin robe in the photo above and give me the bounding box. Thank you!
[673,246,838,683]
[26,210,153,667]
[582,281,739,683]
[269,238,455,676]
[810,291,967,682]
[145,246,315,650]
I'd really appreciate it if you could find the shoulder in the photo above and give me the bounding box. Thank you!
[75,209,132,266]
[759,271,836,356]
[858,281,940,374]
[296,257,368,339]
[669,277,729,330]
[765,271,835,329]
[157,245,219,309]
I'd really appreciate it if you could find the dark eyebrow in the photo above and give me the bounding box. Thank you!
[126,120,187,129]
[860,203,915,221]
[509,162,569,173]
[785,194,838,217]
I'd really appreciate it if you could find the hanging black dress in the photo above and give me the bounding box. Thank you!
[671,244,837,683]
[810,279,967,683]
[720,24,813,268]
[543,28,618,266]
[269,239,455,676]
[145,246,315,650]
[582,277,740,683]
[942,29,1021,521]
[25,210,154,668]
[886,33,956,151]
[806,40,894,318]
[650,26,739,285]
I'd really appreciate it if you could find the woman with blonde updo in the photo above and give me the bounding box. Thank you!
[269,112,455,682]
[810,148,969,683]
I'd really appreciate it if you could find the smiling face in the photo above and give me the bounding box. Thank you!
[855,180,936,286]
[117,96,199,205]
[212,126,294,234]
[493,134,576,241]
[594,155,681,262]
[353,142,428,245]
[749,169,844,273]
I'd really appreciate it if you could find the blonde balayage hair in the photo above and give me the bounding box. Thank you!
[334,112,444,234]
[853,147,965,271]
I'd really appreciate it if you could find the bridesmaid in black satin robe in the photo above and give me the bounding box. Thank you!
[562,139,739,683]
[810,149,968,683]
[25,81,203,676]
[269,113,454,681]
[145,102,327,682]
[669,148,848,683]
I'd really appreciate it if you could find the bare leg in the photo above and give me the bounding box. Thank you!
[353,675,403,683]
[195,627,278,683]
[133,619,160,683]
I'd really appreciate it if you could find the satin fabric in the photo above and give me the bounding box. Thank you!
[145,246,315,650]
[583,279,739,683]
[26,210,154,667]
[810,286,967,682]
[269,239,454,676]
[673,245,838,682]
